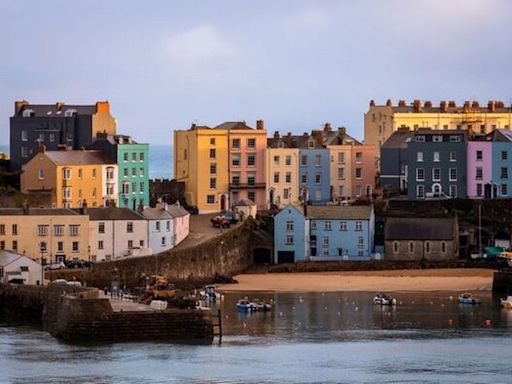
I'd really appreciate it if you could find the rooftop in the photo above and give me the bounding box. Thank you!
[306,205,373,220]
[381,130,414,149]
[0,208,80,216]
[44,150,115,165]
[84,207,145,221]
[385,217,455,240]
[13,100,110,117]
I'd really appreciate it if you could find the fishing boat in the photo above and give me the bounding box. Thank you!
[236,298,272,313]
[236,298,255,313]
[458,292,481,305]
[373,293,396,306]
[500,296,512,310]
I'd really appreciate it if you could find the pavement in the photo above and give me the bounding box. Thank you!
[99,291,156,312]
[174,213,242,250]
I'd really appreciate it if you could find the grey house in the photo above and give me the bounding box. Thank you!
[9,100,116,171]
[406,129,467,199]
[380,128,413,191]
[385,217,459,261]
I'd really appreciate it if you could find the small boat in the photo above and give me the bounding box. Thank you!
[373,293,396,306]
[500,296,512,310]
[236,298,272,313]
[199,285,221,301]
[236,299,255,313]
[251,298,272,312]
[458,292,481,305]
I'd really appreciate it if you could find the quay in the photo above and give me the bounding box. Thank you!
[0,283,214,344]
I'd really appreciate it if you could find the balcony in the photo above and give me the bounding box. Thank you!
[229,182,266,190]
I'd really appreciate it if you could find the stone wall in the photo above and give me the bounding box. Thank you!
[492,269,512,293]
[51,221,253,289]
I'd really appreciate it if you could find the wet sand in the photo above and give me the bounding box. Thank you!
[217,269,495,293]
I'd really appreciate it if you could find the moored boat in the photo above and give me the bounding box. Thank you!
[500,296,512,310]
[373,293,396,306]
[236,298,272,313]
[458,292,481,305]
[200,285,221,301]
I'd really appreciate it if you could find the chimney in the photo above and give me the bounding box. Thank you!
[81,200,88,215]
[190,123,197,130]
[424,100,432,108]
[463,100,470,110]
[413,99,422,112]
[38,144,46,153]
[15,100,29,114]
[23,203,30,215]
[273,131,280,147]
[303,132,309,137]
[137,201,144,214]
[95,101,110,113]
[386,99,392,107]
[440,100,447,112]
[369,100,375,106]
[488,100,496,112]
[312,130,324,147]
[256,119,264,130]
[448,100,456,108]
[472,101,480,109]
[286,132,293,147]
[56,101,64,110]
[398,100,406,107]
[324,122,332,132]
[397,126,410,132]
[338,127,346,136]
[496,101,505,108]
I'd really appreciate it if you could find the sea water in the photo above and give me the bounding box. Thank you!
[1,291,511,383]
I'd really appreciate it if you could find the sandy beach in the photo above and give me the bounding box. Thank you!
[217,268,495,293]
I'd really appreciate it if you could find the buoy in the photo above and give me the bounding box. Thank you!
[485,319,491,326]
[448,319,453,326]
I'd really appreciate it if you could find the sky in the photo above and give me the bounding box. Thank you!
[1,0,512,145]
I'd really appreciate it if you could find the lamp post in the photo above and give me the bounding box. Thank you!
[40,246,45,286]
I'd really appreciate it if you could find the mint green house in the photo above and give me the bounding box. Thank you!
[92,133,149,210]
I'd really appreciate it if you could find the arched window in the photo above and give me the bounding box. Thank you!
[393,241,399,253]
[425,241,431,253]
[441,241,447,253]
[408,241,415,253]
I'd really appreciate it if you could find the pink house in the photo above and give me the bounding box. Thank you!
[467,141,492,198]
[167,204,191,246]
[351,144,377,197]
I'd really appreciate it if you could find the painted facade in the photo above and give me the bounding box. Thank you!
[0,207,89,263]
[299,145,331,203]
[20,149,117,208]
[265,143,299,209]
[0,251,44,285]
[142,205,174,254]
[166,204,190,246]
[273,205,309,263]
[466,141,492,198]
[379,129,413,191]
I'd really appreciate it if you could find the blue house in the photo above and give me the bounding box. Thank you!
[274,204,375,263]
[298,132,331,203]
[489,129,512,198]
[273,205,309,263]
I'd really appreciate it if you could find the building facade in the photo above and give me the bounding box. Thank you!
[142,205,174,254]
[10,100,116,171]
[379,128,413,192]
[273,205,309,263]
[466,140,493,198]
[0,251,44,285]
[166,204,190,246]
[0,207,89,264]
[20,148,118,208]
[406,130,467,200]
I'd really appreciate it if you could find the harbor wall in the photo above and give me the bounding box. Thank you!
[492,270,512,293]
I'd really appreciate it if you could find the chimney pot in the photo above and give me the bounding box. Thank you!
[256,119,264,130]
[386,99,392,107]
[324,123,332,132]
[15,100,29,114]
[398,100,406,107]
[472,101,480,108]
[424,101,432,108]
[448,100,456,108]
[369,100,375,106]
[413,99,422,112]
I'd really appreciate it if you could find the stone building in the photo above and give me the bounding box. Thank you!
[384,217,459,261]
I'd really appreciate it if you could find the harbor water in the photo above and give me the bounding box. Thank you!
[1,291,511,383]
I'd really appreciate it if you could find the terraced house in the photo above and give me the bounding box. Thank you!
[20,147,118,208]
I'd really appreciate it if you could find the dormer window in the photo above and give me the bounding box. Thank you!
[415,135,425,142]
[450,135,461,142]
[308,140,315,148]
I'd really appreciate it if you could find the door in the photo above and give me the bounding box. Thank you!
[277,251,295,263]
[220,195,226,211]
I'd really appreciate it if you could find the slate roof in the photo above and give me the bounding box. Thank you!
[166,205,190,218]
[214,121,254,130]
[15,103,97,117]
[381,130,414,149]
[385,217,455,240]
[487,129,512,142]
[85,207,145,221]
[306,205,373,220]
[323,129,362,146]
[234,198,256,207]
[0,251,22,267]
[45,150,115,165]
[142,207,173,220]
[0,208,80,216]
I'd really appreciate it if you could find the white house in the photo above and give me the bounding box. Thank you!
[166,203,190,247]
[101,164,118,206]
[141,205,174,254]
[0,250,44,285]
[87,207,149,261]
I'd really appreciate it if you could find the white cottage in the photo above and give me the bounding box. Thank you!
[87,207,150,261]
[141,205,174,254]
[0,250,43,285]
[166,204,190,247]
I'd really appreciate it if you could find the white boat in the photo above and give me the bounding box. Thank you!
[373,293,397,306]
[500,296,512,310]
[199,285,221,301]
[458,292,481,305]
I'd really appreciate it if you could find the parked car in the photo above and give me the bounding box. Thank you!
[223,212,239,225]
[44,262,65,270]
[65,260,85,269]
[210,216,231,228]
[8,278,24,285]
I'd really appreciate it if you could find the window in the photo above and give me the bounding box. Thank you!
[21,147,28,158]
[433,152,440,162]
[38,169,45,180]
[12,240,17,251]
[77,169,83,179]
[449,135,461,142]
[140,182,144,192]
[132,152,137,161]
[324,221,331,231]
[285,235,294,245]
[355,221,363,231]
[274,172,280,183]
[106,167,115,180]
[285,156,292,166]
[232,174,240,186]
[450,152,456,161]
[210,178,216,189]
[12,224,18,236]
[156,222,161,231]
[475,167,483,180]
[323,236,329,247]
[92,188,97,198]
[501,167,508,179]
[502,184,508,196]
[358,236,364,246]
[38,225,48,236]
[301,173,307,184]
[425,241,431,253]
[140,168,144,177]
[232,139,240,149]
[355,185,362,196]
[166,221,170,232]
[131,182,136,194]
[338,185,344,197]
[355,168,362,179]
[72,241,79,253]
[285,172,291,183]
[210,138,215,146]
[57,242,63,252]
[311,221,317,230]
[476,150,483,161]
[283,189,289,199]
[140,152,145,162]
[122,182,130,194]
[301,155,308,166]
[0,224,4,235]
[247,155,256,166]
[63,168,72,180]
[417,185,425,198]
[415,135,425,142]
[128,240,133,249]
[338,152,345,164]
[449,168,457,181]
[161,237,166,246]
[98,222,105,234]
[98,240,104,250]
[183,149,187,160]
[54,225,64,236]
[417,152,423,162]
[69,225,80,236]
[123,153,128,161]
[315,155,321,166]
[432,168,441,181]
[416,168,425,181]
[441,242,447,253]
[247,174,255,186]
[92,169,97,179]
[339,221,347,231]
[355,152,362,163]
[127,222,133,233]
[40,241,47,252]
[207,195,215,204]
[338,168,345,180]
[21,129,28,141]
[476,183,483,197]
[247,138,256,148]
[248,191,256,202]
[315,173,321,184]
[209,148,216,159]
[123,168,128,177]
[132,168,136,176]
[408,241,415,253]
[449,185,457,197]
[502,151,508,161]
[286,221,294,231]
[273,156,280,166]
[232,154,240,166]
[393,241,399,254]
[432,135,443,142]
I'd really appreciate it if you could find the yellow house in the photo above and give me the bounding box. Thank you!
[364,99,512,163]
[174,124,229,213]
[0,207,89,265]
[21,148,117,208]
